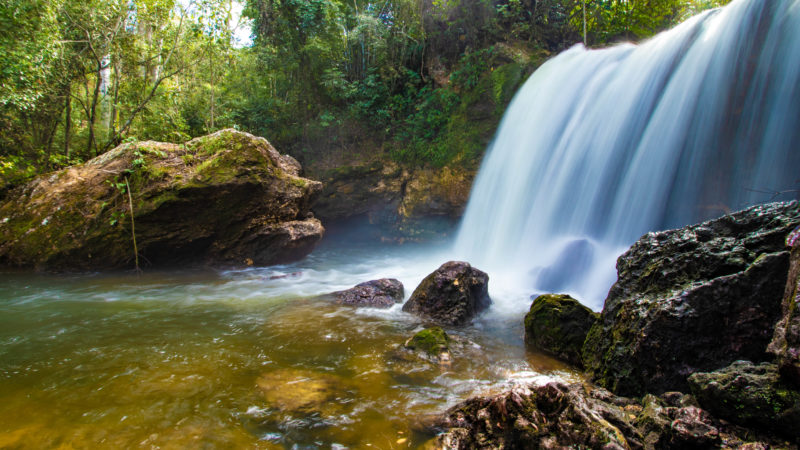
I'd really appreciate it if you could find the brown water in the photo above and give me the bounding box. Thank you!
[0,242,579,449]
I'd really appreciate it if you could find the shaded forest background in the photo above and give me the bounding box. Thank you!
[0,0,730,195]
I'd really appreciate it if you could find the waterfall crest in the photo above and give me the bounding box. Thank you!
[455,0,800,310]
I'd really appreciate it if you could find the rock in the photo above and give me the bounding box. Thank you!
[669,406,720,448]
[768,225,800,387]
[524,294,598,367]
[402,261,491,326]
[255,369,347,416]
[583,202,800,396]
[404,327,451,362]
[0,129,324,270]
[430,380,741,450]
[311,161,473,240]
[332,278,404,308]
[687,360,800,439]
[432,382,642,449]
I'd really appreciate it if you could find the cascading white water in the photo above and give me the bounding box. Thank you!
[455,0,800,311]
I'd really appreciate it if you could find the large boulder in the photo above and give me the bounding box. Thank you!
[583,202,800,396]
[688,360,800,440]
[524,294,597,367]
[0,129,324,270]
[402,261,491,326]
[331,278,404,308]
[768,225,800,386]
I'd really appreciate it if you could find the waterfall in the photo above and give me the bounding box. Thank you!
[454,0,800,311]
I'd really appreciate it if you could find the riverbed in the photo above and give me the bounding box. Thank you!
[0,236,579,448]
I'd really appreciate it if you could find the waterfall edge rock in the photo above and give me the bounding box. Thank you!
[402,261,491,326]
[582,201,800,396]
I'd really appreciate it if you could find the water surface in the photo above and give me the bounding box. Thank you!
[0,238,577,448]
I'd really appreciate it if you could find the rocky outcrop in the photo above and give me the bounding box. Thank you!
[0,129,324,270]
[428,381,774,449]
[402,261,491,326]
[311,161,474,240]
[331,278,404,308]
[429,381,789,449]
[688,360,800,440]
[583,202,800,396]
[768,225,800,386]
[524,294,597,367]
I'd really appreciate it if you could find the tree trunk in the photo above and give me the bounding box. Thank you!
[64,81,72,159]
[583,0,587,46]
[87,62,103,156]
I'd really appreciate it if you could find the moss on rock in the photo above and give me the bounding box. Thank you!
[524,294,598,367]
[0,129,323,271]
[405,327,451,358]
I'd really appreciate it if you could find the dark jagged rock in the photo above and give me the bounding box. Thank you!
[332,278,404,308]
[688,360,800,440]
[432,382,639,449]
[428,380,791,449]
[524,294,598,367]
[0,129,324,270]
[402,261,491,326]
[583,202,800,396]
[768,225,800,386]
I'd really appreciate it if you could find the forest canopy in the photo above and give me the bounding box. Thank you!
[0,0,730,192]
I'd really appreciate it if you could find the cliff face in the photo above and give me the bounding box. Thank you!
[0,129,324,271]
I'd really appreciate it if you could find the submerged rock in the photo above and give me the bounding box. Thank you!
[332,278,404,308]
[524,294,597,367]
[255,369,347,416]
[0,129,323,270]
[688,360,800,440]
[402,261,491,326]
[583,202,800,396]
[768,225,800,387]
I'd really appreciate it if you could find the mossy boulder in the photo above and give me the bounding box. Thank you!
[768,225,800,387]
[404,327,451,360]
[402,261,491,326]
[524,294,598,367]
[0,129,324,270]
[583,202,800,396]
[688,360,800,440]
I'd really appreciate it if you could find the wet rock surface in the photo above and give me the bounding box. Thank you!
[332,278,404,308]
[583,201,800,396]
[688,360,800,440]
[402,261,491,326]
[0,129,324,270]
[769,225,800,386]
[430,381,793,449]
[524,294,598,367]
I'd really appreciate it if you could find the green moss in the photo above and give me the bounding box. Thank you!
[290,178,308,188]
[405,327,450,357]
